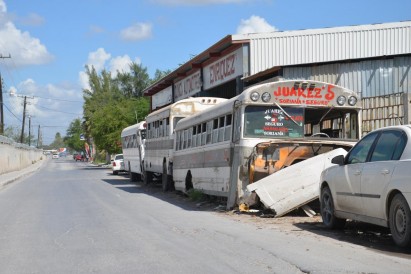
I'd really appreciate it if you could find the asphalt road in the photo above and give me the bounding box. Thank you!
[0,157,411,273]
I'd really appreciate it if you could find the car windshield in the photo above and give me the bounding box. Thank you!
[115,155,123,160]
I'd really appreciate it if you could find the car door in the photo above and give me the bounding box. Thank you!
[334,131,379,214]
[361,130,407,220]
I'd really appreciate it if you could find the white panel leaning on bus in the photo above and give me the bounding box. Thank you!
[143,97,228,192]
[121,121,147,182]
[173,80,362,209]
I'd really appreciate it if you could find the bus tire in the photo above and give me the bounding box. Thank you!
[144,170,152,185]
[185,170,193,191]
[162,162,169,192]
[130,172,139,182]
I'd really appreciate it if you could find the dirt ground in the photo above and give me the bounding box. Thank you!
[137,180,411,257]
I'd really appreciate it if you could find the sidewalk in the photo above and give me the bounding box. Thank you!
[0,157,48,190]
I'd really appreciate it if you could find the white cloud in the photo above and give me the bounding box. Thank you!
[19,13,45,27]
[0,0,6,12]
[120,22,152,41]
[0,1,52,68]
[86,48,111,71]
[8,79,83,121]
[236,15,277,34]
[79,48,142,89]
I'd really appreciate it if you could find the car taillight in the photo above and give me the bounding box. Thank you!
[113,162,116,166]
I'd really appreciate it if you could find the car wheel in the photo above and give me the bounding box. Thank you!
[320,186,346,229]
[389,193,411,247]
[113,170,118,175]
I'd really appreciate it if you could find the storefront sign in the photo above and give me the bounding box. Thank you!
[174,71,202,101]
[152,86,172,110]
[203,47,243,90]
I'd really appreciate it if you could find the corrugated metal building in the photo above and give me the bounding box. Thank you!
[143,21,411,134]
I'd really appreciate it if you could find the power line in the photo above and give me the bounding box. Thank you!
[2,103,22,122]
[35,104,82,115]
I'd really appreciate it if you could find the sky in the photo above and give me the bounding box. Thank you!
[0,0,410,146]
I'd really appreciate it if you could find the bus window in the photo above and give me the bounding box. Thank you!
[218,116,225,142]
[187,127,192,148]
[206,121,213,144]
[197,124,202,147]
[192,126,197,147]
[201,123,207,146]
[225,114,232,141]
[244,106,304,138]
[212,118,219,143]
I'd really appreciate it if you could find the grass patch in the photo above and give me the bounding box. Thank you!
[187,189,204,201]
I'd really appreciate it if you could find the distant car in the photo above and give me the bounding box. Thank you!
[75,154,84,162]
[320,125,411,247]
[52,153,59,159]
[111,154,125,175]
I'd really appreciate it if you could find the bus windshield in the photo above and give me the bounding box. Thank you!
[244,106,304,138]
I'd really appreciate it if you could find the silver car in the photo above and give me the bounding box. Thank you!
[320,125,411,247]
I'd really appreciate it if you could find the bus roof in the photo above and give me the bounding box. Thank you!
[121,121,146,137]
[146,97,228,122]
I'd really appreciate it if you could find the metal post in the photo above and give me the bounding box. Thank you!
[28,115,31,146]
[37,125,40,148]
[0,76,3,135]
[20,96,27,143]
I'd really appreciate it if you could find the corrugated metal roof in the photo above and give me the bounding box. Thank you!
[233,21,411,76]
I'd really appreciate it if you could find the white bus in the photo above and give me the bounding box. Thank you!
[121,121,146,181]
[173,80,362,208]
[144,97,228,191]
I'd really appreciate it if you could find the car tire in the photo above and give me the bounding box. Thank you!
[113,170,118,175]
[389,193,411,247]
[320,186,346,229]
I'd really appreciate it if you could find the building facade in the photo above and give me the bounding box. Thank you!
[143,21,411,135]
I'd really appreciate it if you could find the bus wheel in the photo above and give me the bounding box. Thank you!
[185,170,193,191]
[143,170,152,185]
[162,162,169,192]
[130,172,138,182]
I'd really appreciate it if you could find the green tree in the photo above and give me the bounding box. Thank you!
[49,132,65,150]
[82,63,151,155]
[152,69,171,83]
[64,118,84,152]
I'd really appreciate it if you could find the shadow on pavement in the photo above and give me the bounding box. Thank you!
[101,175,225,212]
[293,219,411,256]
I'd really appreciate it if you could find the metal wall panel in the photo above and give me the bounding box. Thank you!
[241,22,411,75]
[283,56,411,97]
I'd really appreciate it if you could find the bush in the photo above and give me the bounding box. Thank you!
[187,189,203,201]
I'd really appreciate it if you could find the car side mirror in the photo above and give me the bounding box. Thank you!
[331,155,345,165]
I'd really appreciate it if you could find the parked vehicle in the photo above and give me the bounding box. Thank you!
[112,154,125,175]
[121,121,146,182]
[75,154,83,162]
[320,125,411,247]
[52,153,59,159]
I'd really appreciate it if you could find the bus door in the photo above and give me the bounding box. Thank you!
[227,101,243,209]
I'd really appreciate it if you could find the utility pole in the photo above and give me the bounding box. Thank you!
[37,125,41,148]
[0,55,11,135]
[0,74,3,135]
[28,115,31,146]
[20,96,27,143]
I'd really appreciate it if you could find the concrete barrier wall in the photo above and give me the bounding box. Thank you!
[0,136,44,175]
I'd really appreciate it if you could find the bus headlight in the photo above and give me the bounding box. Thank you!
[337,96,346,106]
[250,92,260,102]
[261,92,271,102]
[348,96,357,106]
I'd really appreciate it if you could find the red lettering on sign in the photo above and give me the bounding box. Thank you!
[209,53,236,85]
[325,85,335,100]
